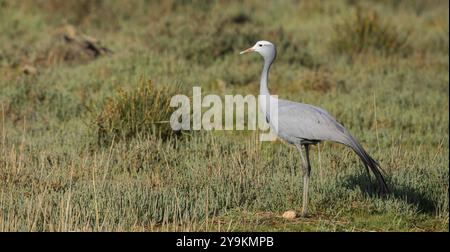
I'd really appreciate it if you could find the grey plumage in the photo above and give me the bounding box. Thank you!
[241,40,389,217]
[277,98,389,194]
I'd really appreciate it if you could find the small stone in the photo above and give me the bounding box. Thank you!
[282,210,297,220]
[22,65,37,75]
[64,25,77,40]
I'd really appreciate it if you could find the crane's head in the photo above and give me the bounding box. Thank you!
[240,40,276,62]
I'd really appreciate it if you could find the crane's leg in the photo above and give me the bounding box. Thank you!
[303,145,312,217]
[296,144,311,217]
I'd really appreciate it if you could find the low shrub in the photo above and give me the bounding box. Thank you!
[96,78,181,145]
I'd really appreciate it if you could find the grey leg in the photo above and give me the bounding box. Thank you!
[296,144,311,217]
[302,145,311,217]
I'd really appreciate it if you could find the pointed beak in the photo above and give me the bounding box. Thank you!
[239,47,254,55]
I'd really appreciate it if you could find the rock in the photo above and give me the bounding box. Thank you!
[282,210,297,220]
[28,25,112,68]
[63,25,77,41]
[22,65,37,75]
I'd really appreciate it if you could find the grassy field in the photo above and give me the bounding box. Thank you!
[0,0,448,231]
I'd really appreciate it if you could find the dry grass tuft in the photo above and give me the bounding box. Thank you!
[331,8,411,56]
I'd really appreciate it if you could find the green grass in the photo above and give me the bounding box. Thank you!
[0,0,448,231]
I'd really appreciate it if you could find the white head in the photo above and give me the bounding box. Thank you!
[240,40,276,62]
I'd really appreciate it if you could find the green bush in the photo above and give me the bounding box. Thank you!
[96,78,181,145]
[331,8,411,56]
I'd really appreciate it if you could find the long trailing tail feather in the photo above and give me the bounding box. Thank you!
[345,137,389,195]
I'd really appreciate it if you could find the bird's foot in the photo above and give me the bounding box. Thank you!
[300,210,309,218]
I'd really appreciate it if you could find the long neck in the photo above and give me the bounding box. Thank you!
[260,57,273,96]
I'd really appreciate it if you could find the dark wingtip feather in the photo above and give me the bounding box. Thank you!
[347,139,390,196]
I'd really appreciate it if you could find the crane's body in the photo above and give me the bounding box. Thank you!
[273,98,347,144]
[241,40,389,217]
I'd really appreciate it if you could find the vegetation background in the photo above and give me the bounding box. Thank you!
[0,0,448,231]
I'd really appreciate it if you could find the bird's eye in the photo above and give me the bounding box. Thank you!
[259,44,262,47]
